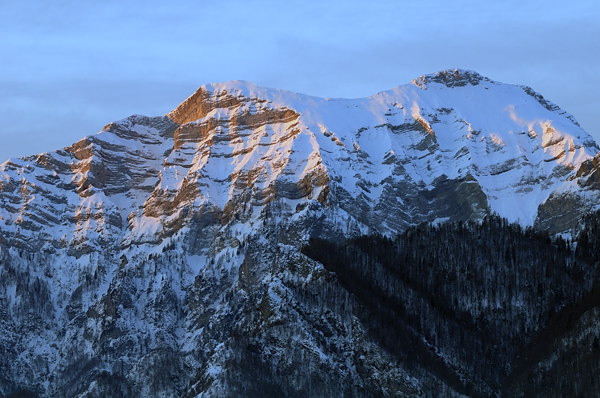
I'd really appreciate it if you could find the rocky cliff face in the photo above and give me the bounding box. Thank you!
[1,69,600,397]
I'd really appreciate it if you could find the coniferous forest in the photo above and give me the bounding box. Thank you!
[302,213,600,397]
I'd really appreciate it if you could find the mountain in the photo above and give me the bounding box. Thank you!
[1,69,600,397]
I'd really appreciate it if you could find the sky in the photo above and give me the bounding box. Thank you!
[1,0,599,161]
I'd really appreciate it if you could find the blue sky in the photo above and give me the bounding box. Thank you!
[1,0,598,161]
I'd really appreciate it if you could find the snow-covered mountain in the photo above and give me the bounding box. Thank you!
[1,69,600,397]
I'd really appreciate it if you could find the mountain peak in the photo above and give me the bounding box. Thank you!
[412,68,491,89]
[166,80,300,125]
[167,84,245,125]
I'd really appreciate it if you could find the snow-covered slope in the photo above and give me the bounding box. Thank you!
[1,69,600,397]
[164,69,599,230]
[1,69,597,255]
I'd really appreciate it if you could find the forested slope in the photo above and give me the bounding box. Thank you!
[303,214,600,397]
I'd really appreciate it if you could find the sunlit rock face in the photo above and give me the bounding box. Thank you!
[1,69,600,397]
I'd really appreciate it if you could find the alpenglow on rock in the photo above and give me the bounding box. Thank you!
[1,69,600,397]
